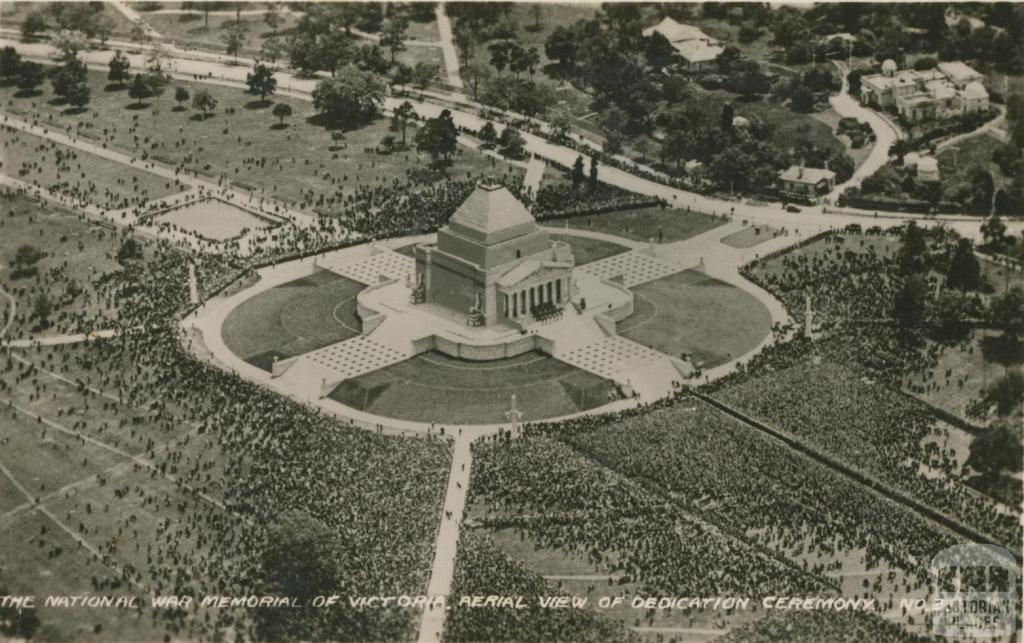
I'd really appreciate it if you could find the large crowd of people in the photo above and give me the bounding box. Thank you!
[0,233,451,641]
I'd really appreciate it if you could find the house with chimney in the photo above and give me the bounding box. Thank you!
[777,165,836,200]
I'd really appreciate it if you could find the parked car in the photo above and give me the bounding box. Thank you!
[785,204,802,213]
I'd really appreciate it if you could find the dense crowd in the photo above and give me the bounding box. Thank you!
[0,235,451,641]
[719,360,1021,549]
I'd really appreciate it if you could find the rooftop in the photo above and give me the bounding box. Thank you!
[779,166,836,184]
[937,61,982,82]
[642,17,723,63]
[447,182,536,244]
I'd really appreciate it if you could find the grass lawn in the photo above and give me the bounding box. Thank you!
[0,69,519,210]
[0,194,144,339]
[141,10,302,57]
[981,256,1024,294]
[0,2,137,38]
[1,127,185,210]
[618,270,772,368]
[548,233,630,265]
[395,44,445,75]
[330,350,621,424]
[720,225,783,249]
[906,330,1019,424]
[221,269,365,370]
[752,234,901,282]
[560,206,725,243]
[937,134,1013,199]
[812,107,872,170]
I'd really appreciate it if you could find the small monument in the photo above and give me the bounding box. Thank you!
[504,394,523,426]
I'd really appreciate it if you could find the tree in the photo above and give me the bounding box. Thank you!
[272,102,292,126]
[15,61,45,93]
[981,372,1024,417]
[255,510,344,642]
[415,109,458,166]
[107,50,131,88]
[263,2,283,35]
[790,85,815,113]
[66,80,90,111]
[1007,93,1024,122]
[246,63,277,103]
[478,121,497,148]
[547,107,572,142]
[644,31,675,68]
[389,62,413,94]
[946,238,982,291]
[571,155,585,189]
[412,61,439,94]
[13,244,44,270]
[0,47,21,80]
[21,11,48,41]
[222,24,248,59]
[892,275,928,329]
[51,55,87,102]
[116,237,144,265]
[589,156,599,188]
[498,126,526,158]
[32,293,52,327]
[545,25,578,69]
[380,17,407,63]
[720,102,735,133]
[391,101,415,146]
[528,4,542,31]
[967,424,1022,478]
[461,58,491,101]
[898,220,928,274]
[174,86,190,109]
[260,37,286,65]
[192,88,218,118]
[128,73,154,106]
[990,287,1024,340]
[981,214,1008,251]
[311,66,385,129]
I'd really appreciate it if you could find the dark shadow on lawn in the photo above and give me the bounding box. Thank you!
[13,89,42,99]
[125,102,151,110]
[269,122,289,130]
[244,99,272,110]
[104,83,127,92]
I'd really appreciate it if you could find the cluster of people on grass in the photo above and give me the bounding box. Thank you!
[0,235,453,641]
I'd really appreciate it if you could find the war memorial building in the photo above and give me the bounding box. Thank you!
[413,182,575,326]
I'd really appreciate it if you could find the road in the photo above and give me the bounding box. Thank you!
[825,60,903,202]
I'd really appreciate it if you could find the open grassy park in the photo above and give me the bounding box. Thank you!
[330,350,620,424]
[561,206,724,244]
[1,128,184,210]
[720,224,783,249]
[618,270,772,368]
[0,69,521,211]
[220,269,365,370]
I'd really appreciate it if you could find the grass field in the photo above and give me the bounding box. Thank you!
[618,270,772,368]
[561,207,724,244]
[158,198,277,240]
[1,128,184,210]
[720,225,783,249]
[0,69,520,210]
[0,194,146,338]
[907,330,1019,424]
[221,269,365,370]
[547,233,629,265]
[329,350,621,424]
[937,134,1013,199]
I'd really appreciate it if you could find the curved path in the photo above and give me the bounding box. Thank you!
[825,60,903,202]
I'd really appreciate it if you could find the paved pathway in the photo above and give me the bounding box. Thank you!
[435,3,463,89]
[825,60,903,202]
[935,103,1007,153]
[522,155,546,196]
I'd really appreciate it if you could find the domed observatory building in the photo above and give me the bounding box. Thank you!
[413,181,575,327]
